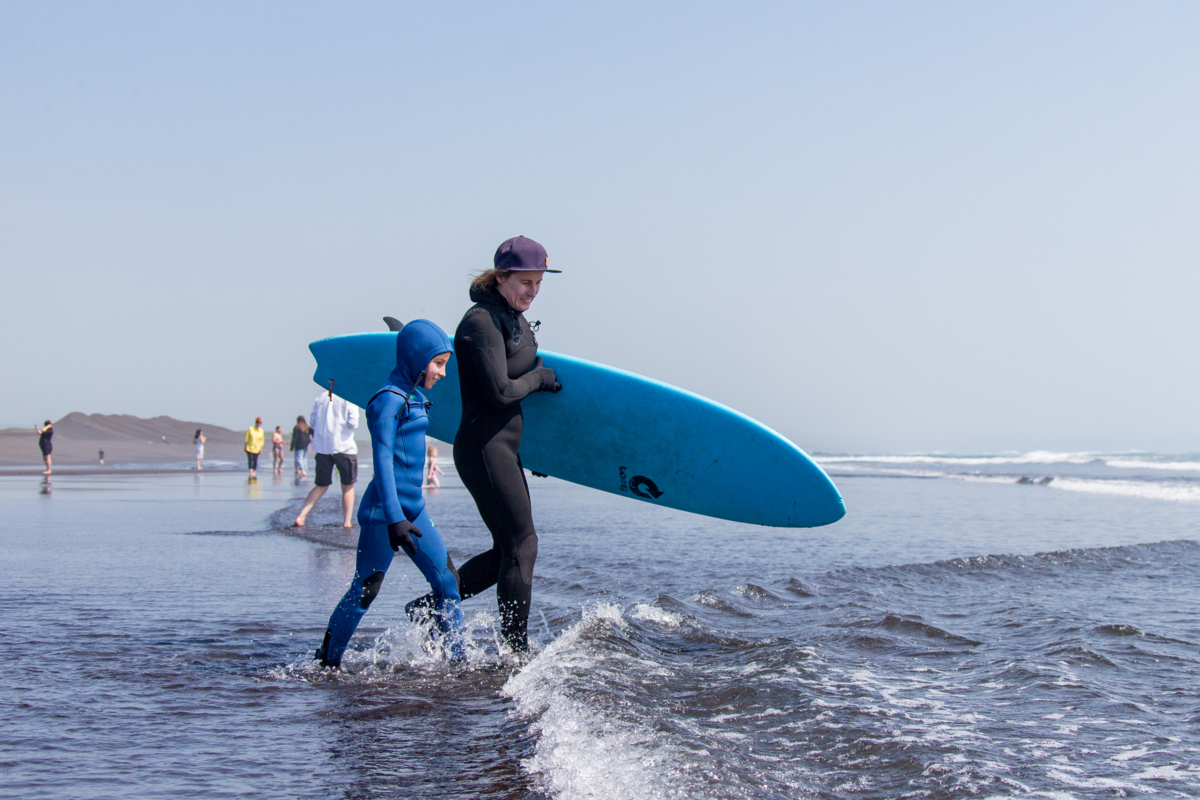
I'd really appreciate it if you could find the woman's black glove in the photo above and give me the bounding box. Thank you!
[532,357,562,393]
[387,520,423,553]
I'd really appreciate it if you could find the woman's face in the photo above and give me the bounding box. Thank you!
[497,271,544,312]
[424,352,451,389]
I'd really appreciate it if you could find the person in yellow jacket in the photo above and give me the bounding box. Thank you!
[244,417,265,479]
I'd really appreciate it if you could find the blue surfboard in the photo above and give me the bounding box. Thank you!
[309,332,845,528]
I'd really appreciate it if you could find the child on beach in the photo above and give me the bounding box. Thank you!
[314,319,463,667]
[194,429,206,470]
[423,443,445,489]
[272,426,285,475]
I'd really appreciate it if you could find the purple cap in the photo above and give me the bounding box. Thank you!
[494,236,561,273]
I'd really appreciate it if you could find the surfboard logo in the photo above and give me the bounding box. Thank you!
[620,468,663,500]
[630,475,663,499]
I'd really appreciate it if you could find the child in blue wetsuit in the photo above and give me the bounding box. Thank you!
[315,319,464,667]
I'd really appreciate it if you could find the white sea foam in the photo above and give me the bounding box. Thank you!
[502,604,697,800]
[263,609,508,683]
[1103,458,1200,471]
[1048,478,1200,504]
[630,603,683,628]
[816,451,1100,467]
[818,451,1200,505]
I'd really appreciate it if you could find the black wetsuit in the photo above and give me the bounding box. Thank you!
[38,427,52,456]
[451,285,554,650]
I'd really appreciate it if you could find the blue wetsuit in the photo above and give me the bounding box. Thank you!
[316,319,463,667]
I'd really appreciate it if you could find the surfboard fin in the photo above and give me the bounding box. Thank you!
[383,316,404,331]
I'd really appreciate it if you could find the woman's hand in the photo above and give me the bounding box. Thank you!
[531,357,562,393]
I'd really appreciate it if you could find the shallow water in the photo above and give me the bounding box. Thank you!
[2,462,1198,799]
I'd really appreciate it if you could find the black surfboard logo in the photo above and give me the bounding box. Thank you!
[629,475,663,500]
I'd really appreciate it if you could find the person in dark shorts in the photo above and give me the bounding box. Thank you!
[35,420,53,474]
[294,391,360,528]
[316,452,357,488]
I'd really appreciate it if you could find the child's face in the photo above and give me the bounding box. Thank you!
[424,353,451,389]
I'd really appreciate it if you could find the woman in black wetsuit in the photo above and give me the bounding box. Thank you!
[407,236,562,651]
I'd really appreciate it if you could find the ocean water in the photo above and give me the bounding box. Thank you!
[2,453,1198,799]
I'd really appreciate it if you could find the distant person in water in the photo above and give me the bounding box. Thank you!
[194,429,206,470]
[423,443,445,489]
[291,416,312,478]
[244,418,264,479]
[35,420,53,474]
[271,426,285,475]
[294,391,359,528]
[99,449,104,467]
[314,319,463,667]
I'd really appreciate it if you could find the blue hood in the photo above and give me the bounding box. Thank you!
[386,319,454,393]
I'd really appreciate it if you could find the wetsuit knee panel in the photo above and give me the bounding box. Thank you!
[430,554,462,602]
[360,571,385,610]
[517,534,538,586]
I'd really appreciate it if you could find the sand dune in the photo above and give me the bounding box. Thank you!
[0,412,264,466]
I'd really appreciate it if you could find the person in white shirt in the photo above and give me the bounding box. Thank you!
[293,391,360,528]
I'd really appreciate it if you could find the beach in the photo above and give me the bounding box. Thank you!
[2,455,1197,799]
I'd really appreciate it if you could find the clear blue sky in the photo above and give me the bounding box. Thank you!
[3,2,1198,453]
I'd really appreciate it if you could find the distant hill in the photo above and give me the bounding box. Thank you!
[49,412,246,445]
[0,413,256,467]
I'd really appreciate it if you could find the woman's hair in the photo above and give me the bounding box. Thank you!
[470,268,512,293]
[195,429,202,438]
[295,415,311,433]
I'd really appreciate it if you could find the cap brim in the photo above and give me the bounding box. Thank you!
[507,267,562,273]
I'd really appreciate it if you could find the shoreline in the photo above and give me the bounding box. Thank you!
[1,466,270,477]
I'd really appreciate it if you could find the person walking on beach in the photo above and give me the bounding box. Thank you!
[35,420,53,474]
[293,391,359,528]
[405,236,562,652]
[423,443,445,489]
[314,320,463,667]
[194,429,206,470]
[271,426,285,475]
[290,416,312,477]
[244,418,264,480]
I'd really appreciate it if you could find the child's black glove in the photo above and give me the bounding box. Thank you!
[387,520,423,553]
